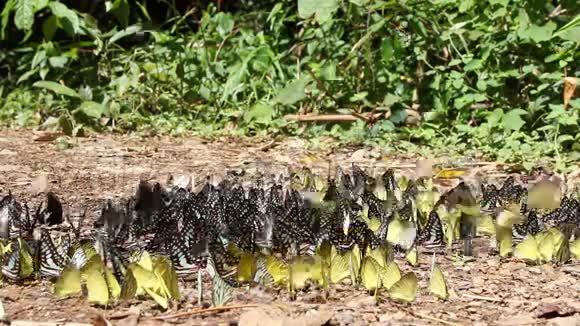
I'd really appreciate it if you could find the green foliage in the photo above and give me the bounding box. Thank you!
[0,0,578,168]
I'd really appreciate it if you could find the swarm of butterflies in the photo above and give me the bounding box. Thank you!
[0,165,579,308]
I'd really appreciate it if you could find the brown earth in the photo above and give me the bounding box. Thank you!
[0,130,579,326]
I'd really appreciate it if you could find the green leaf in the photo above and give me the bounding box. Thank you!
[464,59,482,71]
[245,102,273,124]
[14,0,34,32]
[33,81,79,98]
[382,94,400,107]
[49,56,68,68]
[1,0,17,39]
[108,0,130,27]
[556,26,580,43]
[502,109,526,131]
[109,25,142,44]
[42,15,57,40]
[216,13,234,37]
[76,101,106,119]
[298,0,339,23]
[273,76,312,105]
[49,2,79,35]
[58,115,74,136]
[381,38,394,64]
[528,22,556,43]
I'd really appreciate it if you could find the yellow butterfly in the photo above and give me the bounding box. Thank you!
[54,264,82,298]
[496,225,514,257]
[377,261,401,290]
[236,253,257,283]
[570,240,580,259]
[18,239,34,279]
[80,255,120,305]
[329,252,350,284]
[405,246,418,266]
[429,265,448,300]
[513,236,540,263]
[361,256,381,292]
[265,256,289,285]
[361,205,382,232]
[389,272,418,303]
[365,245,387,268]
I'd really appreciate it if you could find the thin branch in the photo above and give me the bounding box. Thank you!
[284,113,382,123]
[152,304,259,320]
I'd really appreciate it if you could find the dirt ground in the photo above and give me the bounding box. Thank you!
[0,129,579,326]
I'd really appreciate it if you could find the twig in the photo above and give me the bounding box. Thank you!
[284,113,382,123]
[258,139,277,152]
[462,293,531,304]
[402,308,462,326]
[152,304,259,320]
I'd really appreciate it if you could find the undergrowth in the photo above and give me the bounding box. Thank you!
[0,0,579,170]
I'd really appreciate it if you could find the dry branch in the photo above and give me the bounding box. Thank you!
[284,113,382,123]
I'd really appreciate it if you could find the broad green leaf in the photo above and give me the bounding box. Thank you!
[14,0,34,32]
[502,109,526,131]
[33,81,79,98]
[298,0,339,23]
[108,0,130,27]
[245,102,273,124]
[273,76,312,105]
[527,22,557,43]
[1,0,17,39]
[216,12,234,37]
[76,101,106,119]
[109,25,143,44]
[42,15,57,40]
[49,56,68,68]
[49,2,79,35]
[464,59,482,71]
[556,26,580,43]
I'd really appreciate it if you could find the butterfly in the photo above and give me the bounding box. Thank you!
[429,263,448,300]
[37,229,67,278]
[389,272,418,303]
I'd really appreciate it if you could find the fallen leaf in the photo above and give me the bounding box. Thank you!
[30,174,49,194]
[563,77,577,109]
[536,302,578,319]
[33,132,63,142]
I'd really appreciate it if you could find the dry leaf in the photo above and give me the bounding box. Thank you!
[563,77,577,109]
[30,174,49,194]
[415,158,434,178]
[32,132,63,142]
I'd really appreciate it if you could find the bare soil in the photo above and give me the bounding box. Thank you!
[0,130,578,326]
